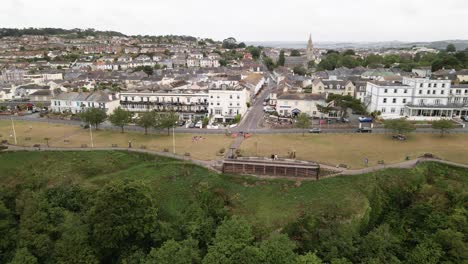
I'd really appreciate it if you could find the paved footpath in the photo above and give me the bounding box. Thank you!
[3,145,468,181]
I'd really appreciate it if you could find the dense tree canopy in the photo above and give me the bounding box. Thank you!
[0,151,467,264]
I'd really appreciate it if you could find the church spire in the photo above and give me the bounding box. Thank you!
[306,34,315,61]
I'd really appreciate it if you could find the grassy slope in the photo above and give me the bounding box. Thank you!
[0,150,465,235]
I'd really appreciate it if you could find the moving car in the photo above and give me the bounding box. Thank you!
[358,117,373,123]
[308,128,322,133]
[356,127,372,133]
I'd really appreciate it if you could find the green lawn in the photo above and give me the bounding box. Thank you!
[0,150,465,234]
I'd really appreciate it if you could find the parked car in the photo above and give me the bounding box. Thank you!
[461,116,468,122]
[188,122,195,128]
[263,106,275,113]
[308,128,322,133]
[340,117,350,123]
[178,120,186,126]
[358,117,373,123]
[356,127,372,133]
[195,120,203,128]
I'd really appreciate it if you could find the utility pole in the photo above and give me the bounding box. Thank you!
[172,126,176,155]
[10,118,17,145]
[89,125,94,148]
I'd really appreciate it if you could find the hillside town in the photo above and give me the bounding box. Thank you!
[1,1,468,262]
[1,29,468,132]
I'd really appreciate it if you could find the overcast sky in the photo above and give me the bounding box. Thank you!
[1,0,467,42]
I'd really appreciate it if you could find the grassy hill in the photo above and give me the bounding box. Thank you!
[0,150,462,234]
[0,150,466,263]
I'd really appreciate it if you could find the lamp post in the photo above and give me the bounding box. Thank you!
[10,118,17,145]
[172,126,176,155]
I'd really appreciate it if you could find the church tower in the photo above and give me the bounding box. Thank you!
[306,34,315,61]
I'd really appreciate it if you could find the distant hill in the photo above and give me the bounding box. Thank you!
[0,27,126,38]
[246,40,468,50]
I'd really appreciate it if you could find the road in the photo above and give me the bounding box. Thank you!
[237,77,272,131]
[2,114,468,135]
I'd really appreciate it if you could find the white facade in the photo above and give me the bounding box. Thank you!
[364,77,459,120]
[51,93,120,115]
[119,90,209,120]
[208,88,250,122]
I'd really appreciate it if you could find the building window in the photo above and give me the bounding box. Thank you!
[391,108,395,113]
[404,89,407,94]
[419,90,422,94]
[384,89,388,93]
[427,90,430,94]
[432,90,436,94]
[442,84,445,88]
[435,99,440,105]
[441,90,444,95]
[392,98,396,103]
[383,98,387,103]
[420,83,423,88]
[394,89,397,93]
[428,83,432,88]
[381,107,386,113]
[419,99,425,105]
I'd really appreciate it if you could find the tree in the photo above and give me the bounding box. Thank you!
[308,60,316,69]
[326,94,366,118]
[290,49,301,56]
[293,66,307,76]
[446,43,456,52]
[260,234,297,264]
[52,214,98,264]
[157,112,179,135]
[295,113,311,136]
[277,50,285,67]
[134,66,154,76]
[237,42,246,49]
[383,118,415,135]
[87,180,158,260]
[108,107,133,133]
[406,240,443,264]
[9,248,38,264]
[0,201,16,262]
[263,56,275,71]
[145,239,200,264]
[222,37,238,49]
[297,252,323,264]
[137,111,157,135]
[80,108,107,129]
[431,119,455,137]
[203,216,254,264]
[342,49,355,56]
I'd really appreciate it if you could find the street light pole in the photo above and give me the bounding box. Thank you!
[89,125,94,148]
[172,126,176,155]
[10,117,17,145]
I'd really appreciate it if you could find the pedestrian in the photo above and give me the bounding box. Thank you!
[364,157,369,167]
[128,140,132,148]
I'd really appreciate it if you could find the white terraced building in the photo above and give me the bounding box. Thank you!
[365,77,468,120]
[119,90,209,120]
[208,85,250,123]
